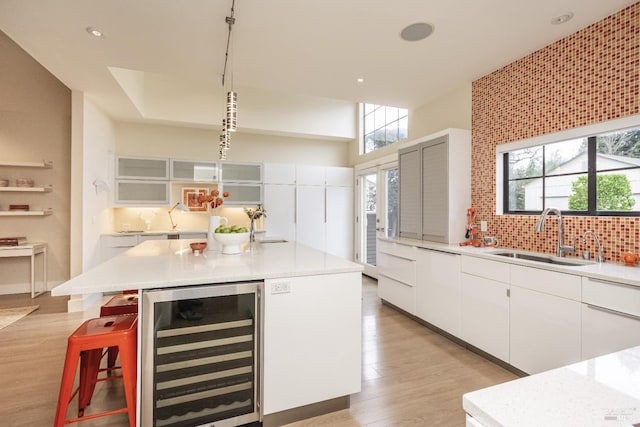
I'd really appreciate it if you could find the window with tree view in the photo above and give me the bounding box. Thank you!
[504,127,640,215]
[362,104,408,153]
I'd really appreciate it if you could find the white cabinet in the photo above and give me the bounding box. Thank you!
[581,277,640,360]
[101,233,167,262]
[116,156,169,180]
[416,248,461,336]
[509,265,581,374]
[115,156,170,206]
[170,159,218,182]
[219,183,263,206]
[263,272,361,415]
[377,240,417,315]
[262,163,353,259]
[115,180,170,206]
[398,129,471,243]
[220,161,262,182]
[263,184,296,241]
[295,185,326,251]
[460,256,510,362]
[263,163,296,185]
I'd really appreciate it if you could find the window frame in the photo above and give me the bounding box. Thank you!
[360,103,408,154]
[497,114,640,217]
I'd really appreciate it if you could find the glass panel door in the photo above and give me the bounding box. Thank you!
[357,161,398,278]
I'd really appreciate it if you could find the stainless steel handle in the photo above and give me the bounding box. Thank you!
[294,187,297,224]
[586,304,640,322]
[378,272,414,288]
[586,277,637,290]
[324,187,327,224]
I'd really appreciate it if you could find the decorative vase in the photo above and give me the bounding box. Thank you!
[207,215,228,251]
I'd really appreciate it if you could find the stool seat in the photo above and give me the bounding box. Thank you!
[100,294,138,317]
[100,294,138,370]
[55,315,137,427]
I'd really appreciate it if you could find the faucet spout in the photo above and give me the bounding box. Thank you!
[581,230,605,263]
[535,208,574,257]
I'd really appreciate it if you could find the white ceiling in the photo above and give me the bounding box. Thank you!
[0,0,636,131]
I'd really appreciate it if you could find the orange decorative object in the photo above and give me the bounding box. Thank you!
[212,189,220,197]
[622,251,638,266]
[223,191,229,197]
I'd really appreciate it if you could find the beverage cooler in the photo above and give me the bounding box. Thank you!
[141,282,263,427]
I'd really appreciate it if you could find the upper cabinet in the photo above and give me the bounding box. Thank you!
[398,129,471,244]
[171,160,218,182]
[116,156,169,180]
[114,156,170,206]
[220,162,262,183]
[263,163,296,185]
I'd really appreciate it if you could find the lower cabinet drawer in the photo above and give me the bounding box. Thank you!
[378,274,416,315]
[377,252,416,286]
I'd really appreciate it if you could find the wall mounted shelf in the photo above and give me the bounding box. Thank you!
[0,209,53,216]
[0,186,52,193]
[0,160,52,168]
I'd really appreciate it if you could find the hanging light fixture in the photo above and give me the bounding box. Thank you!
[219,0,237,159]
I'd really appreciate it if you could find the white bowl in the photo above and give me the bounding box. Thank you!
[213,232,250,254]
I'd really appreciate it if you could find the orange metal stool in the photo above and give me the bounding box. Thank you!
[100,294,138,369]
[54,315,137,427]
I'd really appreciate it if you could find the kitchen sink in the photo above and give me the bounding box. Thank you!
[489,250,594,266]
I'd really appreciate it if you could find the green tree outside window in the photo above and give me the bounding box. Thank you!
[568,174,635,211]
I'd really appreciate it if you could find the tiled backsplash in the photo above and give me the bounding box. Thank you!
[471,4,640,261]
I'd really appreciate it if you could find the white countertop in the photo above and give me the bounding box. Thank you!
[463,345,640,426]
[103,229,208,236]
[379,236,640,288]
[52,239,362,296]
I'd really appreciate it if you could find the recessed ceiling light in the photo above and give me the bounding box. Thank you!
[551,12,574,25]
[356,77,364,83]
[86,26,104,37]
[400,22,434,42]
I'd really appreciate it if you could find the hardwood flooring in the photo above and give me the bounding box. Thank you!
[0,277,516,426]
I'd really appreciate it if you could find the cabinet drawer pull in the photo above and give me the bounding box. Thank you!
[379,272,414,287]
[416,247,458,256]
[378,252,415,262]
[586,304,640,322]
[586,277,637,290]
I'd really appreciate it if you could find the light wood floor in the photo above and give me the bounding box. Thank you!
[0,277,516,426]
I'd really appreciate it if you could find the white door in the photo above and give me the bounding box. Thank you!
[296,185,325,251]
[326,185,353,259]
[356,162,398,278]
[263,184,296,241]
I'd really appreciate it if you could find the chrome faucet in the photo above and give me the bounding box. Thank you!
[581,230,605,263]
[534,207,575,257]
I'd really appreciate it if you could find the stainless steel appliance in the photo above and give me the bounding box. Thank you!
[142,282,263,427]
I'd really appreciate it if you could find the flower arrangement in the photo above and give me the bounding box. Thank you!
[197,189,230,210]
[244,204,266,220]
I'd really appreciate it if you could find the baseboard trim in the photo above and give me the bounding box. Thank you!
[262,395,350,427]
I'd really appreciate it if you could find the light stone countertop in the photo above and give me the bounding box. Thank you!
[52,239,362,296]
[378,236,640,288]
[463,345,640,426]
[102,229,208,236]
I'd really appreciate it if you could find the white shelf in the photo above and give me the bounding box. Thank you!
[0,209,53,216]
[0,160,53,168]
[0,186,52,192]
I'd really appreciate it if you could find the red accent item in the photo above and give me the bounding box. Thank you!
[54,315,137,427]
[100,294,138,370]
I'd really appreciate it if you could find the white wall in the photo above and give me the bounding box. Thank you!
[114,121,351,166]
[80,98,116,271]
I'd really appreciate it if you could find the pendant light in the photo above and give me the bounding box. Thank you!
[219,0,237,159]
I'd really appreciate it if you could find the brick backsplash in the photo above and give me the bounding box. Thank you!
[471,3,640,262]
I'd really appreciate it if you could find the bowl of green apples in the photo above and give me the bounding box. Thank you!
[213,224,250,254]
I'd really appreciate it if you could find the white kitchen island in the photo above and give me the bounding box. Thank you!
[52,239,363,427]
[463,345,640,426]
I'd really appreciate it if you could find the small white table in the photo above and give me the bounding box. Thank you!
[0,242,47,298]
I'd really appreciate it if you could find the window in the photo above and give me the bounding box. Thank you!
[504,127,640,215]
[361,103,408,154]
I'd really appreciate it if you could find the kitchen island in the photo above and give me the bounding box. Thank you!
[463,345,640,426]
[52,239,363,427]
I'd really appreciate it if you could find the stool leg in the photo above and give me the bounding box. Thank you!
[78,348,102,416]
[119,337,138,427]
[54,342,80,427]
[107,345,119,372]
